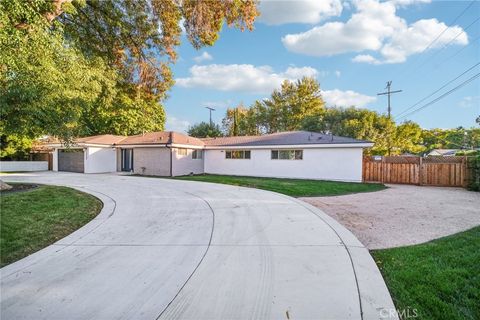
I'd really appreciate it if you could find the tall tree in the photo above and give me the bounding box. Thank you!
[0,1,116,142]
[1,0,259,142]
[188,122,223,138]
[222,105,260,136]
[222,77,325,134]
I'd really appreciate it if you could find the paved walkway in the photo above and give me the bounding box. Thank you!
[301,184,480,249]
[1,172,396,320]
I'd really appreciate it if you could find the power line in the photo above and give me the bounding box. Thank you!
[433,33,480,68]
[399,16,480,83]
[422,16,480,65]
[397,72,480,121]
[395,62,480,117]
[417,1,475,56]
[395,1,476,80]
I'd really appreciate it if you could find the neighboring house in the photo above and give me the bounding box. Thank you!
[427,149,459,157]
[41,131,373,182]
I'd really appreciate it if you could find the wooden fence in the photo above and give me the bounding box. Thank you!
[363,156,468,187]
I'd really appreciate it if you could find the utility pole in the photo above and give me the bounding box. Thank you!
[377,81,402,156]
[205,106,215,127]
[377,81,402,118]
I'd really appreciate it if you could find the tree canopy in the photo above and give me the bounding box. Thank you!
[1,0,259,147]
[223,77,325,135]
[221,77,479,156]
[188,122,223,138]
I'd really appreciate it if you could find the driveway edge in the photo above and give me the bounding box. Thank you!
[291,198,399,320]
[0,186,116,278]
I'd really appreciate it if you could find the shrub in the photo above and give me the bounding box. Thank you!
[466,155,480,191]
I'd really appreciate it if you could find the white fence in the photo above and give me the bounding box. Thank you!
[0,161,49,172]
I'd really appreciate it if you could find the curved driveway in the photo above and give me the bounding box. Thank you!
[1,172,397,320]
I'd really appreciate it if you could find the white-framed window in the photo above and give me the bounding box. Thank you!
[225,150,251,159]
[192,150,203,159]
[271,150,303,160]
[177,148,188,156]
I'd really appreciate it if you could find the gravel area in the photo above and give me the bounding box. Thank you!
[300,184,480,249]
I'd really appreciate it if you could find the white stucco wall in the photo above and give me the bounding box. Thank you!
[52,148,58,171]
[84,147,117,173]
[0,161,48,172]
[172,148,204,176]
[204,147,364,182]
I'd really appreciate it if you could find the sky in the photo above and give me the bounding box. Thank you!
[164,0,480,133]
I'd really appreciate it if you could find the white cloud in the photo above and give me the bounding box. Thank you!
[193,51,213,63]
[176,64,318,93]
[282,0,468,64]
[202,99,233,109]
[352,54,381,64]
[379,18,467,64]
[258,0,343,25]
[165,116,190,133]
[322,89,376,107]
[389,0,431,7]
[458,96,480,108]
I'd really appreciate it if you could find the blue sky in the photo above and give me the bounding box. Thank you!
[164,0,480,133]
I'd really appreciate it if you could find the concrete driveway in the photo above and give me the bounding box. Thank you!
[1,172,396,320]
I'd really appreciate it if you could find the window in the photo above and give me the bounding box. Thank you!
[225,150,251,159]
[177,148,187,156]
[271,150,303,160]
[192,150,203,159]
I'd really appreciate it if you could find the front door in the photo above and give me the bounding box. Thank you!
[121,149,133,172]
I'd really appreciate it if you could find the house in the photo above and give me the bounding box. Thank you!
[427,149,459,157]
[42,131,373,182]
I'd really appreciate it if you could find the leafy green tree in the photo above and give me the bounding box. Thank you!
[0,135,33,160]
[1,0,259,142]
[188,122,223,138]
[223,77,325,135]
[260,77,325,133]
[0,1,116,142]
[393,121,425,155]
[223,105,260,136]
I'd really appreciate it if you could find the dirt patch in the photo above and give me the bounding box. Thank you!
[301,184,480,249]
[0,183,39,194]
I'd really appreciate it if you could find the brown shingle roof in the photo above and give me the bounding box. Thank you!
[76,134,127,145]
[115,132,204,146]
[202,131,370,147]
[35,134,126,146]
[40,131,370,148]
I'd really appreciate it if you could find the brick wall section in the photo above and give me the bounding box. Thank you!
[133,147,171,176]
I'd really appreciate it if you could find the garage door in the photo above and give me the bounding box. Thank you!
[58,149,84,173]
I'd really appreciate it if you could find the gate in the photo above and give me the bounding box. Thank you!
[363,156,467,187]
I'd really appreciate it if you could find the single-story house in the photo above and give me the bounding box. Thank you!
[42,131,373,182]
[427,149,459,157]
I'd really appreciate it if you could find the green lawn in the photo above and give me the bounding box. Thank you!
[372,226,480,320]
[0,185,102,267]
[173,174,385,197]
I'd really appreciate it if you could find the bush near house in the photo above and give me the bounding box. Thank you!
[466,155,480,191]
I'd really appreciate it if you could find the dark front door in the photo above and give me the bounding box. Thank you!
[121,149,134,172]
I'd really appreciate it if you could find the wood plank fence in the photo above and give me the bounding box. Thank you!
[363,156,468,187]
